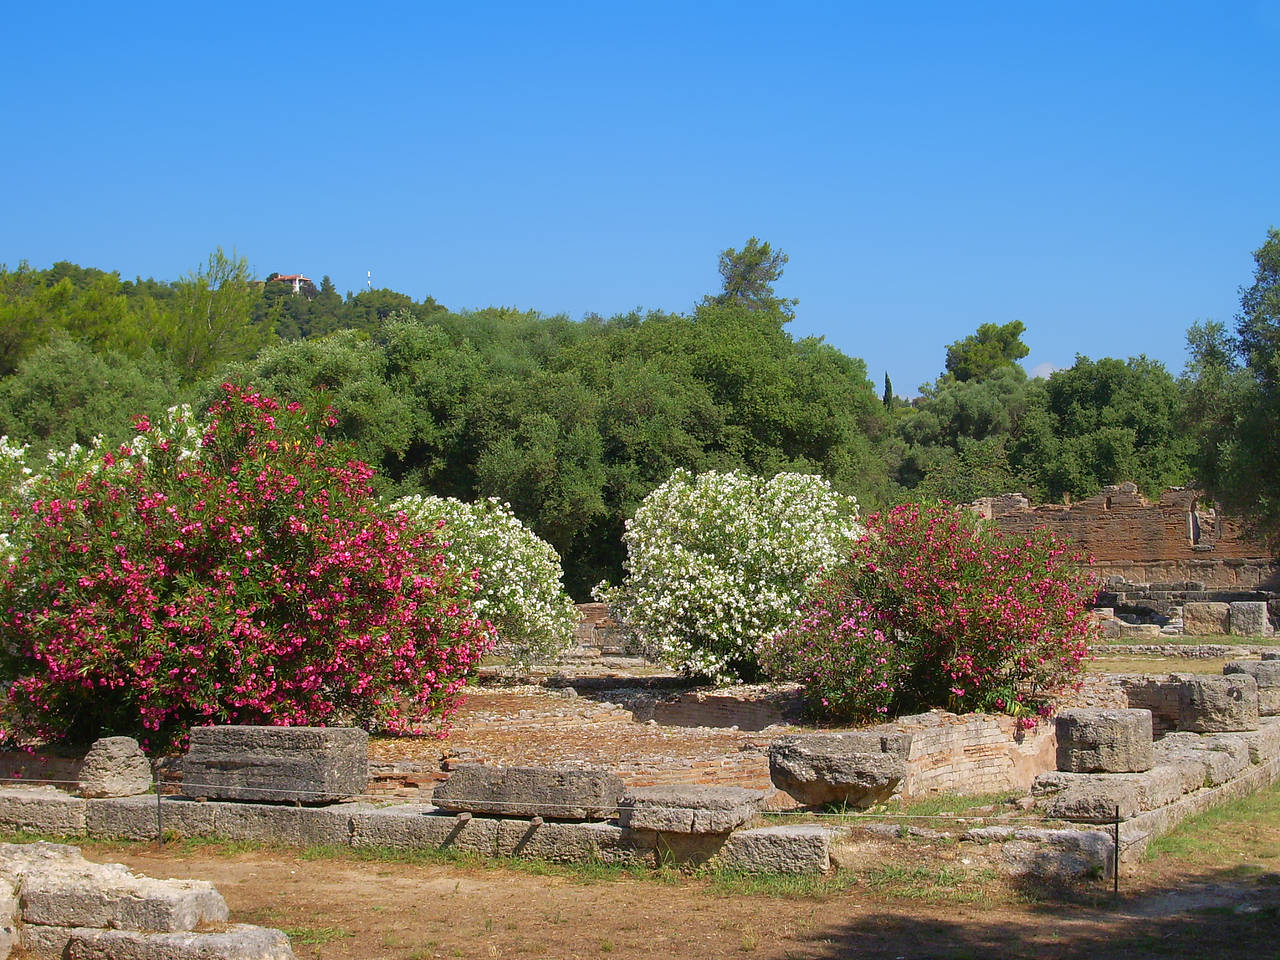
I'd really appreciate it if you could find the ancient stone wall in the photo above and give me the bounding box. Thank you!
[973,483,1278,588]
[895,712,1058,797]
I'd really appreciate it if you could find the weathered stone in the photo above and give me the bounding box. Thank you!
[87,795,159,842]
[77,737,152,799]
[712,825,837,874]
[991,828,1113,880]
[1263,651,1280,661]
[617,786,768,834]
[1230,601,1272,637]
[431,765,622,820]
[768,730,911,808]
[493,819,653,865]
[1055,709,1153,773]
[206,801,368,847]
[1033,766,1185,820]
[182,726,368,804]
[1224,660,1280,716]
[1099,618,1123,640]
[54,925,295,960]
[1119,622,1162,640]
[0,787,86,836]
[350,805,501,854]
[20,868,227,932]
[1182,602,1231,637]
[1153,733,1250,786]
[1237,717,1280,763]
[1177,675,1259,732]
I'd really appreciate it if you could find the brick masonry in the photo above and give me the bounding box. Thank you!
[973,483,1278,589]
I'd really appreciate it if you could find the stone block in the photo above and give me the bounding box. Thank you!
[1230,601,1272,637]
[1119,622,1162,640]
[205,801,368,847]
[1182,602,1231,637]
[712,826,836,874]
[1099,618,1122,640]
[1055,709,1153,773]
[0,787,86,836]
[27,925,296,960]
[1033,766,1185,820]
[349,805,499,854]
[431,765,622,820]
[1153,733,1250,786]
[77,737,152,799]
[182,726,367,804]
[87,795,159,842]
[617,786,768,834]
[153,799,219,839]
[768,730,911,808]
[1265,651,1280,661]
[1224,660,1280,716]
[493,819,653,865]
[1178,675,1259,732]
[20,867,227,932]
[1238,717,1280,763]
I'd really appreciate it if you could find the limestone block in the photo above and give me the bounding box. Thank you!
[182,726,368,804]
[349,806,499,854]
[206,801,369,847]
[1033,766,1185,820]
[1153,733,1250,786]
[617,786,768,834]
[1237,717,1280,763]
[1099,618,1122,640]
[1177,675,1259,732]
[151,799,219,839]
[1055,709,1153,773]
[991,828,1112,880]
[1230,601,1272,637]
[1224,660,1280,716]
[768,730,911,808]
[1263,651,1280,661]
[431,765,622,820]
[33,925,296,960]
[19,865,227,931]
[712,825,836,874]
[1182,602,1231,637]
[77,738,152,799]
[493,819,653,865]
[1119,622,1162,640]
[87,795,158,842]
[0,787,86,836]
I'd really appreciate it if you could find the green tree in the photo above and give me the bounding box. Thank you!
[704,237,797,319]
[162,248,273,377]
[1011,355,1192,501]
[944,321,1030,382]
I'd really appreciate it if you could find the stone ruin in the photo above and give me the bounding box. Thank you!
[973,483,1280,636]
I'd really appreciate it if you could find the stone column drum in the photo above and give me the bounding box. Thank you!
[1054,708,1154,773]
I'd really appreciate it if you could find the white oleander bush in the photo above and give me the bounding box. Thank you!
[596,469,862,683]
[392,494,578,665]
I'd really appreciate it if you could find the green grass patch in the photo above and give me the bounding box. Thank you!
[281,926,355,945]
[859,863,998,903]
[1145,778,1280,867]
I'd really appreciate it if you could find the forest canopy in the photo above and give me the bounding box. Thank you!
[2,232,1276,593]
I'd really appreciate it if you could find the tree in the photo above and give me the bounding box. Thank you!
[944,321,1030,382]
[1181,320,1247,494]
[705,237,797,319]
[1218,228,1280,534]
[162,248,273,377]
[883,372,893,408]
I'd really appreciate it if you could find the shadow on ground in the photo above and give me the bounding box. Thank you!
[795,870,1280,960]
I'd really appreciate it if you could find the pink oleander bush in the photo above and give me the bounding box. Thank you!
[0,385,489,750]
[759,501,1096,727]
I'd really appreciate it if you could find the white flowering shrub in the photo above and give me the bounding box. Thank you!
[392,495,578,665]
[597,469,863,683]
[0,436,33,565]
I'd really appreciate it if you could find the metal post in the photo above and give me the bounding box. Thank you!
[1113,804,1120,896]
[156,788,164,848]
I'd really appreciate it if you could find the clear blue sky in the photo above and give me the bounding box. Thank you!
[3,2,1278,394]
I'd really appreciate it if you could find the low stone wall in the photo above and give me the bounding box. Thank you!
[648,685,802,732]
[895,711,1058,798]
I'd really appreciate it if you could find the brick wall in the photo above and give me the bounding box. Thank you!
[894,711,1058,797]
[974,483,1278,588]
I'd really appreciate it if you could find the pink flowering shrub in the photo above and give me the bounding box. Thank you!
[759,502,1096,727]
[0,386,489,750]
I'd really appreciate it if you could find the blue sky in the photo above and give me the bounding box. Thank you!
[3,2,1278,394]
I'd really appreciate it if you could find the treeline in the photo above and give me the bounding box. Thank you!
[1,233,1277,594]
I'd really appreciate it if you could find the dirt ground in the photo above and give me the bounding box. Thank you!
[71,818,1280,960]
